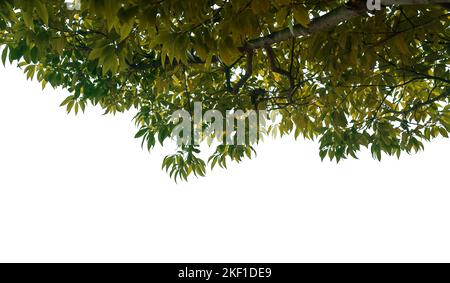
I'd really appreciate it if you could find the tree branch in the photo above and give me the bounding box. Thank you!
[243,0,450,50]
[387,88,450,115]
[266,46,295,102]
[232,50,254,94]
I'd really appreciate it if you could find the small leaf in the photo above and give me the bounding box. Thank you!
[293,7,310,28]
[1,47,8,66]
[35,0,49,25]
[88,47,105,61]
[135,128,148,138]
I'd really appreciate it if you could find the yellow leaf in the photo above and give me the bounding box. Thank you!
[251,0,271,14]
[88,47,105,61]
[273,73,281,82]
[393,37,410,55]
[293,7,310,28]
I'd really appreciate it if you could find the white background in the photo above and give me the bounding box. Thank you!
[0,63,449,263]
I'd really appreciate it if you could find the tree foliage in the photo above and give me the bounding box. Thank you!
[0,0,449,180]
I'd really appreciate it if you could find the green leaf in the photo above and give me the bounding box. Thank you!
[35,0,49,25]
[88,47,106,61]
[60,96,74,107]
[135,128,148,139]
[293,7,310,28]
[1,47,8,66]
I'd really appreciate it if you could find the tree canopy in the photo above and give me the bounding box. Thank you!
[1,0,449,181]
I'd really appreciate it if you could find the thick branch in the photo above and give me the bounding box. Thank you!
[244,2,367,50]
[244,0,450,50]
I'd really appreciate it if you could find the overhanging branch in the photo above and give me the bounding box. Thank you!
[243,0,450,50]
